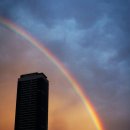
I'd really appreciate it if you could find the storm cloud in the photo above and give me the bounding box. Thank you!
[0,0,130,130]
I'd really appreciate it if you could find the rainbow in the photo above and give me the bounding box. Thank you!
[0,17,104,130]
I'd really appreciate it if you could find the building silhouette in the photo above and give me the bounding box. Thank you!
[14,72,49,130]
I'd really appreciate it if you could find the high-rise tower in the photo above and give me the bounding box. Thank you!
[14,72,49,130]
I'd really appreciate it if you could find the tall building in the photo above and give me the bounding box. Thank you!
[14,72,49,130]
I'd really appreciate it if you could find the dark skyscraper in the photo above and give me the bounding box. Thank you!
[14,72,49,130]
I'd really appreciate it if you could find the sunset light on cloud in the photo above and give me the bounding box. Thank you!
[0,24,103,130]
[0,1,129,130]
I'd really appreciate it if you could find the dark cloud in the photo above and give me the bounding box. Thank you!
[0,0,130,130]
[104,117,130,130]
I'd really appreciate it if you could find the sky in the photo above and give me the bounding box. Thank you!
[0,0,130,130]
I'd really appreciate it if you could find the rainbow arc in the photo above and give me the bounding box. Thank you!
[0,17,104,130]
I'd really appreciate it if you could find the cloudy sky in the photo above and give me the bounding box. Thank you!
[0,0,130,130]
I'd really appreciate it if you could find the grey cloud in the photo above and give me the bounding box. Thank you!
[0,0,130,130]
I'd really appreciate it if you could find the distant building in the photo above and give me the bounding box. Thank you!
[14,72,49,130]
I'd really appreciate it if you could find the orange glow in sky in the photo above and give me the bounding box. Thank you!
[0,24,103,130]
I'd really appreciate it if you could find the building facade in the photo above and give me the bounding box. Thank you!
[14,72,49,130]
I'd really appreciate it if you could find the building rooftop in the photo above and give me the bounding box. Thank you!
[19,72,47,81]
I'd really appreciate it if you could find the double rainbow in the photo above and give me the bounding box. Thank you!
[0,17,104,130]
